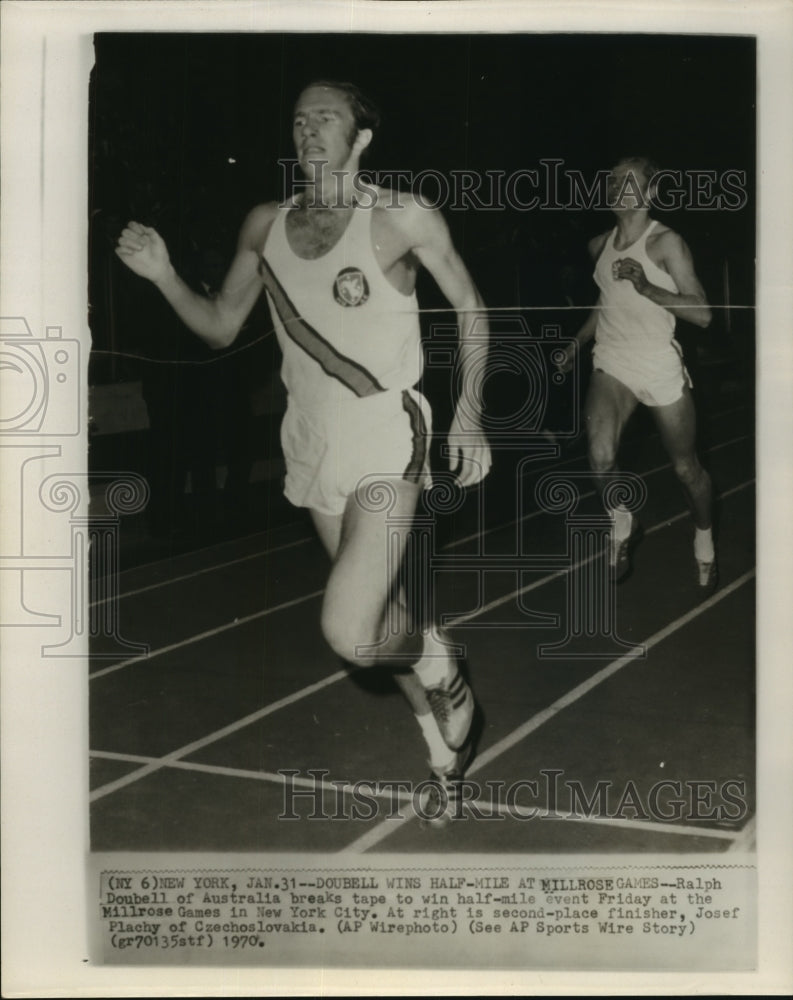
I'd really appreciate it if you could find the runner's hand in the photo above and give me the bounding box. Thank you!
[115,222,172,283]
[556,340,578,374]
[447,406,492,487]
[615,257,651,295]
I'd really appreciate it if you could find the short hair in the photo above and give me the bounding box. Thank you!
[300,79,381,133]
[614,155,662,195]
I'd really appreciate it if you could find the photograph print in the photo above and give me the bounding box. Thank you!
[87,30,756,860]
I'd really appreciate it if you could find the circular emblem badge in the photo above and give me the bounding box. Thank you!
[333,267,370,307]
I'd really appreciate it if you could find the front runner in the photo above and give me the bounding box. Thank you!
[116,80,492,818]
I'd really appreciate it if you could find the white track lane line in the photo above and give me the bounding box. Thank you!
[91,749,325,788]
[89,588,325,680]
[89,457,754,681]
[89,666,348,802]
[436,803,741,841]
[447,432,751,550]
[447,477,753,626]
[89,484,754,799]
[99,410,750,601]
[342,568,756,853]
[90,749,743,843]
[91,535,312,607]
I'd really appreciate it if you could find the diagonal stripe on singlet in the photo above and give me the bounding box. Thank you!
[401,390,428,484]
[258,254,385,398]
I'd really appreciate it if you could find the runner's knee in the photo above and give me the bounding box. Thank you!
[672,454,703,486]
[320,607,380,667]
[587,437,618,473]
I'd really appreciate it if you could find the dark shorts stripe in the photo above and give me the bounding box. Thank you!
[258,255,385,398]
[401,390,428,484]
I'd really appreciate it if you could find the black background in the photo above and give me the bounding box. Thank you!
[90,32,756,357]
[88,31,756,543]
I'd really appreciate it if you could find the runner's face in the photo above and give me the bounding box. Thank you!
[607,161,650,211]
[293,87,358,176]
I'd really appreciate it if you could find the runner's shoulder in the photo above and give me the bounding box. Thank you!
[648,222,680,245]
[371,187,445,240]
[587,230,611,259]
[647,223,687,259]
[237,201,281,251]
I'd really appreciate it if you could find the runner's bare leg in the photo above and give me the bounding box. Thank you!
[649,385,713,529]
[310,491,431,714]
[584,369,639,488]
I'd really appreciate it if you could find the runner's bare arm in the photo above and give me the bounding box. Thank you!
[115,204,276,348]
[588,232,610,262]
[616,231,712,328]
[403,200,492,487]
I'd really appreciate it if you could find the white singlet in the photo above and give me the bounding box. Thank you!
[259,203,431,514]
[592,220,691,406]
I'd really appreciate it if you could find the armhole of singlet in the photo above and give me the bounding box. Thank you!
[356,200,409,298]
[262,204,286,258]
[592,229,614,265]
[642,219,675,285]
[639,219,659,248]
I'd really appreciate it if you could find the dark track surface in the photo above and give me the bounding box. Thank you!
[90,399,755,855]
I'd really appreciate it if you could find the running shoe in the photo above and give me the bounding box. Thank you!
[425,665,475,751]
[696,558,718,593]
[610,516,642,582]
[419,745,474,828]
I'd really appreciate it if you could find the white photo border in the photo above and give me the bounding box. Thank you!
[1,0,791,995]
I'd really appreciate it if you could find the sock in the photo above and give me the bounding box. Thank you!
[416,711,455,771]
[610,506,633,542]
[694,526,715,563]
[411,630,451,688]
